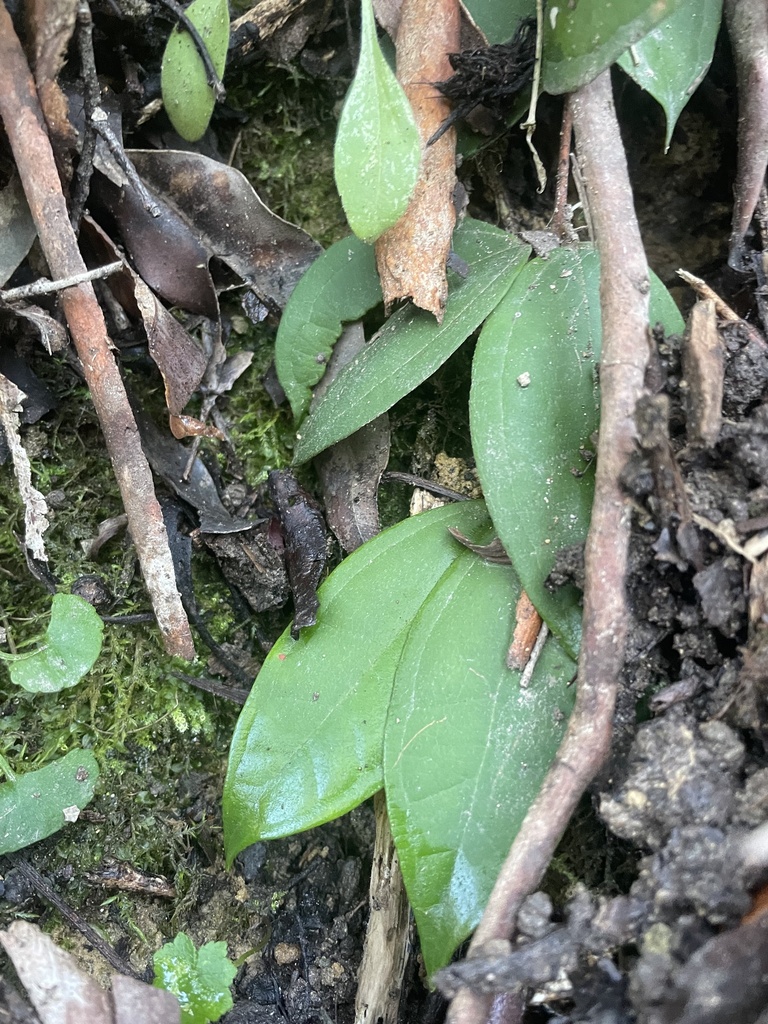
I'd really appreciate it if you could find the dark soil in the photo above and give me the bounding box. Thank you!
[2,6,768,1024]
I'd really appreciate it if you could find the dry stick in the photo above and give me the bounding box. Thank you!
[446,68,650,1024]
[550,95,575,243]
[0,5,195,660]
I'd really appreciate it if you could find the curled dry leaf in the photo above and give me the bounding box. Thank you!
[0,374,49,561]
[374,0,460,321]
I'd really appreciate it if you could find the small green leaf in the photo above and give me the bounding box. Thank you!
[275,237,382,420]
[385,543,576,976]
[154,934,236,1024]
[6,594,104,693]
[617,0,723,151]
[542,0,686,95]
[223,500,491,863]
[0,749,99,855]
[161,0,229,142]
[333,0,421,241]
[460,0,535,45]
[471,247,683,658]
[293,220,530,464]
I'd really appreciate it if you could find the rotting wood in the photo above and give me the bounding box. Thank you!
[0,5,195,659]
[446,67,651,1024]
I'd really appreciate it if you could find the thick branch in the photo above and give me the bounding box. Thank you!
[447,68,650,1024]
[0,6,195,659]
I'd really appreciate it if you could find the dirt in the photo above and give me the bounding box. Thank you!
[2,7,768,1024]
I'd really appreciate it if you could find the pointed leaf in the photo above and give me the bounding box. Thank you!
[471,246,683,658]
[617,0,723,151]
[275,237,382,420]
[7,594,104,693]
[223,500,492,863]
[161,0,229,142]
[293,220,530,463]
[334,0,421,241]
[0,750,99,855]
[542,0,686,95]
[385,545,576,976]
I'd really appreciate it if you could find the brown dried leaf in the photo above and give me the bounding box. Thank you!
[374,0,460,321]
[128,150,322,311]
[682,298,724,447]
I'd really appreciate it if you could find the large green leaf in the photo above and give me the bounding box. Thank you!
[3,594,104,693]
[334,0,421,242]
[617,0,723,151]
[161,0,229,142]
[223,500,491,863]
[275,237,382,420]
[385,544,576,976]
[0,750,99,855]
[293,220,530,464]
[542,0,685,95]
[470,246,683,658]
[461,0,535,45]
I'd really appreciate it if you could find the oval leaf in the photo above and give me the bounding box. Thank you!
[8,594,104,693]
[333,0,421,241]
[223,500,492,863]
[542,0,686,95]
[617,0,723,151]
[471,246,683,657]
[384,545,576,976]
[161,0,229,142]
[0,749,99,855]
[275,236,382,420]
[293,219,530,463]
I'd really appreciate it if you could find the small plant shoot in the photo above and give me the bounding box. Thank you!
[333,0,421,241]
[0,593,104,693]
[154,934,237,1024]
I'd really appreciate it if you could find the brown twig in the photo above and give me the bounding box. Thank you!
[551,95,576,242]
[0,261,123,303]
[446,68,650,1024]
[0,5,195,659]
[4,856,142,979]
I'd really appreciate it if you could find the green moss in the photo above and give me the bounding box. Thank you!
[228,62,349,246]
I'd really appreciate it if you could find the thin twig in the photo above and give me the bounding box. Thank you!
[0,262,123,303]
[70,0,99,233]
[447,68,650,1024]
[0,5,195,659]
[5,856,142,979]
[91,107,162,217]
[551,96,576,242]
[382,470,469,503]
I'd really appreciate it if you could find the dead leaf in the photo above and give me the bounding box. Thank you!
[0,375,49,560]
[0,172,37,287]
[0,920,181,1024]
[682,298,725,447]
[313,323,390,552]
[374,0,460,321]
[268,469,327,635]
[128,150,322,310]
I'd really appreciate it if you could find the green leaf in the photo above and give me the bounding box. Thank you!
[223,500,491,863]
[0,749,99,855]
[5,594,104,693]
[542,0,686,95]
[617,0,723,151]
[333,0,421,241]
[293,220,530,464]
[460,0,535,45]
[470,246,683,658]
[154,934,236,1024]
[275,237,382,420]
[385,545,576,976]
[161,0,229,142]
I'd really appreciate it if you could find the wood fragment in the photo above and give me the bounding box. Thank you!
[354,791,410,1024]
[506,591,543,671]
[682,299,725,447]
[374,0,460,321]
[0,6,195,659]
